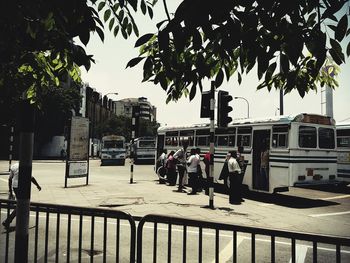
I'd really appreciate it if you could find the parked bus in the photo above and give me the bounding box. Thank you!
[155,113,337,193]
[100,135,126,166]
[131,137,156,164]
[336,122,350,184]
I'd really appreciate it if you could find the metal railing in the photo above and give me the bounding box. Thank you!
[1,200,350,263]
[0,199,136,263]
[137,214,350,263]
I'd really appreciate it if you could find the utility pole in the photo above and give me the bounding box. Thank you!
[208,83,215,209]
[8,125,14,171]
[15,100,35,263]
[130,105,140,184]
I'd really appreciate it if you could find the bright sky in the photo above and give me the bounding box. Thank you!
[81,1,350,127]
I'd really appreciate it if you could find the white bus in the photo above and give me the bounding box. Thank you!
[155,113,337,193]
[100,135,126,166]
[132,137,156,164]
[336,122,350,184]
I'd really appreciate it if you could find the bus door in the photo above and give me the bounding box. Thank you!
[252,129,271,191]
[156,135,165,159]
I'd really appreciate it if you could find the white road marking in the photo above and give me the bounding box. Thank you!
[321,195,350,200]
[212,236,244,263]
[289,245,308,263]
[309,211,350,217]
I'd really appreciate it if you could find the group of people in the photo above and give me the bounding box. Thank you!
[158,142,205,195]
[157,143,247,204]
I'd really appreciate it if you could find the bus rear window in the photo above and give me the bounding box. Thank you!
[299,126,316,148]
[319,128,335,149]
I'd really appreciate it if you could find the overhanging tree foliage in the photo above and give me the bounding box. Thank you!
[128,0,350,102]
[0,0,156,108]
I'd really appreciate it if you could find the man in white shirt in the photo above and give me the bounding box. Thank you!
[2,162,41,229]
[228,151,242,204]
[187,148,200,195]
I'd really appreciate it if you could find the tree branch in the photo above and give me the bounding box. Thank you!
[163,0,170,21]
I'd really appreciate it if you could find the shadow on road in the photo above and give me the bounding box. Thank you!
[213,183,339,209]
[244,191,339,209]
[296,184,350,194]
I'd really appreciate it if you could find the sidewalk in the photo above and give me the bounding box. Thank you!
[0,159,256,227]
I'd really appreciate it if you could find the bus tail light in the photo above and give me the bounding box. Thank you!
[313,174,322,180]
[307,168,314,177]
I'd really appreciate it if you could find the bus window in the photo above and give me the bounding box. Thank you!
[299,126,316,148]
[272,125,289,148]
[237,127,252,147]
[165,131,178,147]
[228,135,235,146]
[319,128,335,149]
[337,129,350,148]
[180,130,194,146]
[217,135,228,146]
[197,136,209,146]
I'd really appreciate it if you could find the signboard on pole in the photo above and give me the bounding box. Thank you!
[65,116,89,187]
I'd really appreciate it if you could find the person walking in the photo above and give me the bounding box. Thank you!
[174,141,188,192]
[195,148,203,192]
[237,146,247,200]
[227,151,242,204]
[187,148,200,195]
[2,162,42,229]
[166,151,177,186]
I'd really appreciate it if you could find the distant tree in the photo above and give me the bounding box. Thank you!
[96,115,159,140]
[128,0,350,101]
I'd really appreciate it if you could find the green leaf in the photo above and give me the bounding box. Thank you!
[238,72,242,84]
[347,41,350,57]
[132,22,139,37]
[189,82,197,101]
[141,0,147,15]
[307,12,317,27]
[329,48,343,65]
[265,62,277,82]
[330,39,344,62]
[113,3,120,11]
[148,6,153,19]
[135,33,154,47]
[215,68,224,87]
[280,54,289,74]
[113,25,120,37]
[95,26,104,42]
[335,15,348,42]
[104,9,111,22]
[128,0,137,11]
[127,23,132,35]
[118,10,124,21]
[98,1,105,11]
[126,57,145,68]
[79,30,90,46]
[109,18,115,31]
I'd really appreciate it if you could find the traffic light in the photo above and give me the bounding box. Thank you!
[200,91,212,118]
[217,91,233,127]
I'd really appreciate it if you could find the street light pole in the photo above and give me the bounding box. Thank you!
[234,97,250,118]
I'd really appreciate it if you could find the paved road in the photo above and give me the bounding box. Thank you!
[0,160,349,262]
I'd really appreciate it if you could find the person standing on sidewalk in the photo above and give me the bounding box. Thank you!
[174,141,188,192]
[2,162,42,229]
[166,151,177,186]
[227,151,242,204]
[187,148,200,195]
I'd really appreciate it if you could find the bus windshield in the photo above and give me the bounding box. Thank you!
[103,140,124,149]
[139,141,155,148]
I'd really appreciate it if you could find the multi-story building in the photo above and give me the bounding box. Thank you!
[115,97,157,122]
